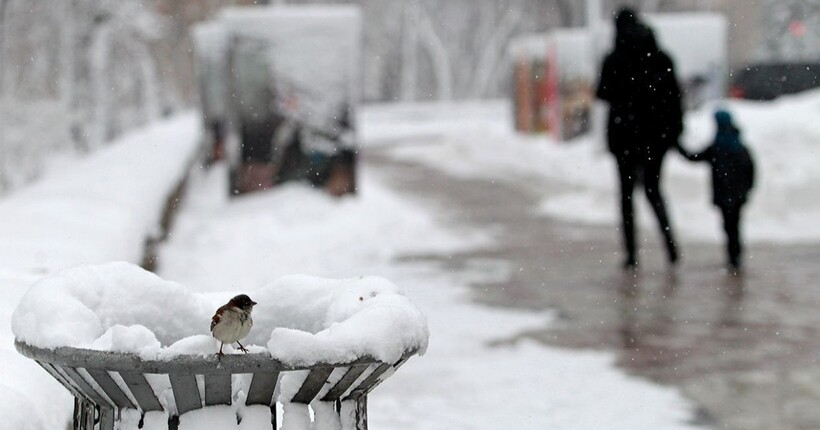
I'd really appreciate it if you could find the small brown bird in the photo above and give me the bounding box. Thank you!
[210,294,257,356]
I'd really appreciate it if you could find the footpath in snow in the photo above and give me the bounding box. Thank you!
[153,147,702,426]
[6,91,820,428]
[365,92,820,244]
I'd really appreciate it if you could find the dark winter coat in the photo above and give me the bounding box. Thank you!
[685,111,756,209]
[596,16,683,162]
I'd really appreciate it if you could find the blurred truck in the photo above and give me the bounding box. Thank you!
[193,5,361,196]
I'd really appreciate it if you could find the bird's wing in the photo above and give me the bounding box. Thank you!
[210,304,229,332]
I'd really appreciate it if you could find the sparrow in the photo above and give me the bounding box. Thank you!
[210,294,257,356]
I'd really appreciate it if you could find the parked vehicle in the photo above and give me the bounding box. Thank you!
[729,62,820,100]
[193,5,361,196]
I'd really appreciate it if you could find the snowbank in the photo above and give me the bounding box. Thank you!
[12,262,428,366]
[0,113,200,271]
[0,114,200,430]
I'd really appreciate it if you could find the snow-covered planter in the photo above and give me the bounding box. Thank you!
[12,262,428,430]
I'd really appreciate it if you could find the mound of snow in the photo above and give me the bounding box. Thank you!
[12,262,428,365]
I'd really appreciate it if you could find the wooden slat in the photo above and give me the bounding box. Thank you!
[340,396,368,430]
[99,407,115,430]
[169,373,201,415]
[73,398,82,430]
[204,373,232,406]
[82,400,95,430]
[355,396,368,430]
[15,339,418,429]
[343,364,390,400]
[15,341,322,374]
[62,366,111,406]
[358,356,411,396]
[119,371,163,411]
[291,367,334,404]
[78,400,88,430]
[86,369,135,409]
[38,362,87,401]
[322,365,369,401]
[246,371,279,406]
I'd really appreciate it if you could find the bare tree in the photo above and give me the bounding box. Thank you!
[0,0,196,192]
[417,7,453,100]
[470,4,526,98]
[399,3,420,101]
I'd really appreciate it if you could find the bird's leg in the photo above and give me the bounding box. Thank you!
[236,341,249,353]
[217,342,224,357]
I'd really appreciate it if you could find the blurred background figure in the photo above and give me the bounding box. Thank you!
[678,110,756,270]
[595,7,683,269]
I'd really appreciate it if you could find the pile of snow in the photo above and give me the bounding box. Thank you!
[0,113,200,271]
[157,165,489,292]
[12,262,428,366]
[0,114,200,430]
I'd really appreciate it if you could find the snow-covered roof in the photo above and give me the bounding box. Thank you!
[510,12,728,81]
[507,33,549,59]
[219,4,361,24]
[217,5,362,126]
[191,21,229,61]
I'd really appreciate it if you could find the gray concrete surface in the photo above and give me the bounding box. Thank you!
[366,149,820,430]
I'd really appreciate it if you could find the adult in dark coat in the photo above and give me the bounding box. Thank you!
[679,110,756,269]
[596,7,683,268]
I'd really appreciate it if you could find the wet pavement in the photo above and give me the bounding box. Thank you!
[365,149,820,430]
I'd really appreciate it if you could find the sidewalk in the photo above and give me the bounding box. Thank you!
[365,148,820,430]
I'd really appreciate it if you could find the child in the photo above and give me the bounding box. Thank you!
[679,110,756,269]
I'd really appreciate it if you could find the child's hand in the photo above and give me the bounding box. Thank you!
[675,143,698,161]
[674,142,688,155]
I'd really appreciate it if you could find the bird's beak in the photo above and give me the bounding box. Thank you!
[251,301,258,306]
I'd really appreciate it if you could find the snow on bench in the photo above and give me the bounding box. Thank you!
[0,113,202,430]
[12,263,428,430]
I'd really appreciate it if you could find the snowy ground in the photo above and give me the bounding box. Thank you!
[363,93,820,244]
[151,102,715,427]
[156,165,700,429]
[7,90,819,428]
[151,99,752,429]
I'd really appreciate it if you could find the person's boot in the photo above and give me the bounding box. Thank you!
[622,253,638,270]
[728,251,741,272]
[621,225,637,270]
[663,229,678,266]
[667,241,679,265]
